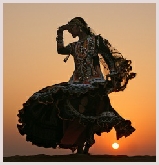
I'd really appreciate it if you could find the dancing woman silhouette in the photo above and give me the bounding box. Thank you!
[17,17,136,154]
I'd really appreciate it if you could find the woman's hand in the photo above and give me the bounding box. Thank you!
[58,24,70,31]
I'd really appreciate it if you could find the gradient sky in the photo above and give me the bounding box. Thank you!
[3,3,156,157]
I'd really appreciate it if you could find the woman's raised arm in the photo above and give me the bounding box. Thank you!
[56,25,73,55]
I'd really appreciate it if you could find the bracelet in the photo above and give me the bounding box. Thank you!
[56,36,63,41]
[57,40,64,44]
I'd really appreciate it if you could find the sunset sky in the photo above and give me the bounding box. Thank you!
[3,2,156,157]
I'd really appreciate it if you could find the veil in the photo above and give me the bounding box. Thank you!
[98,38,136,93]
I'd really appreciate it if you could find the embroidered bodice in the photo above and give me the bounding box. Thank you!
[67,35,106,83]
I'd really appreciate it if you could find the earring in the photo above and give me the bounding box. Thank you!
[79,28,82,32]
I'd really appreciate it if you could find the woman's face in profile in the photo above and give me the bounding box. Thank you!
[68,24,80,38]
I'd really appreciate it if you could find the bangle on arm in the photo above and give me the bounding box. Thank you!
[56,28,64,45]
[56,37,64,44]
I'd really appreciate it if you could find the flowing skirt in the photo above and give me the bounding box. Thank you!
[17,81,135,151]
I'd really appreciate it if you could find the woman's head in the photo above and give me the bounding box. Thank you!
[68,17,91,37]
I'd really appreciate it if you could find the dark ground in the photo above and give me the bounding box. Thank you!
[3,154,156,162]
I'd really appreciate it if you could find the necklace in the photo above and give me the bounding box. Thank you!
[78,35,90,42]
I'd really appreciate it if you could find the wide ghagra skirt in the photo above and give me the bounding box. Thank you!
[17,81,135,151]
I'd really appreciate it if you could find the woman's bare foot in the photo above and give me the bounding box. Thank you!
[77,145,84,154]
[83,143,91,154]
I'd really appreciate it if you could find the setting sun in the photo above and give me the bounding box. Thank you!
[112,143,119,149]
